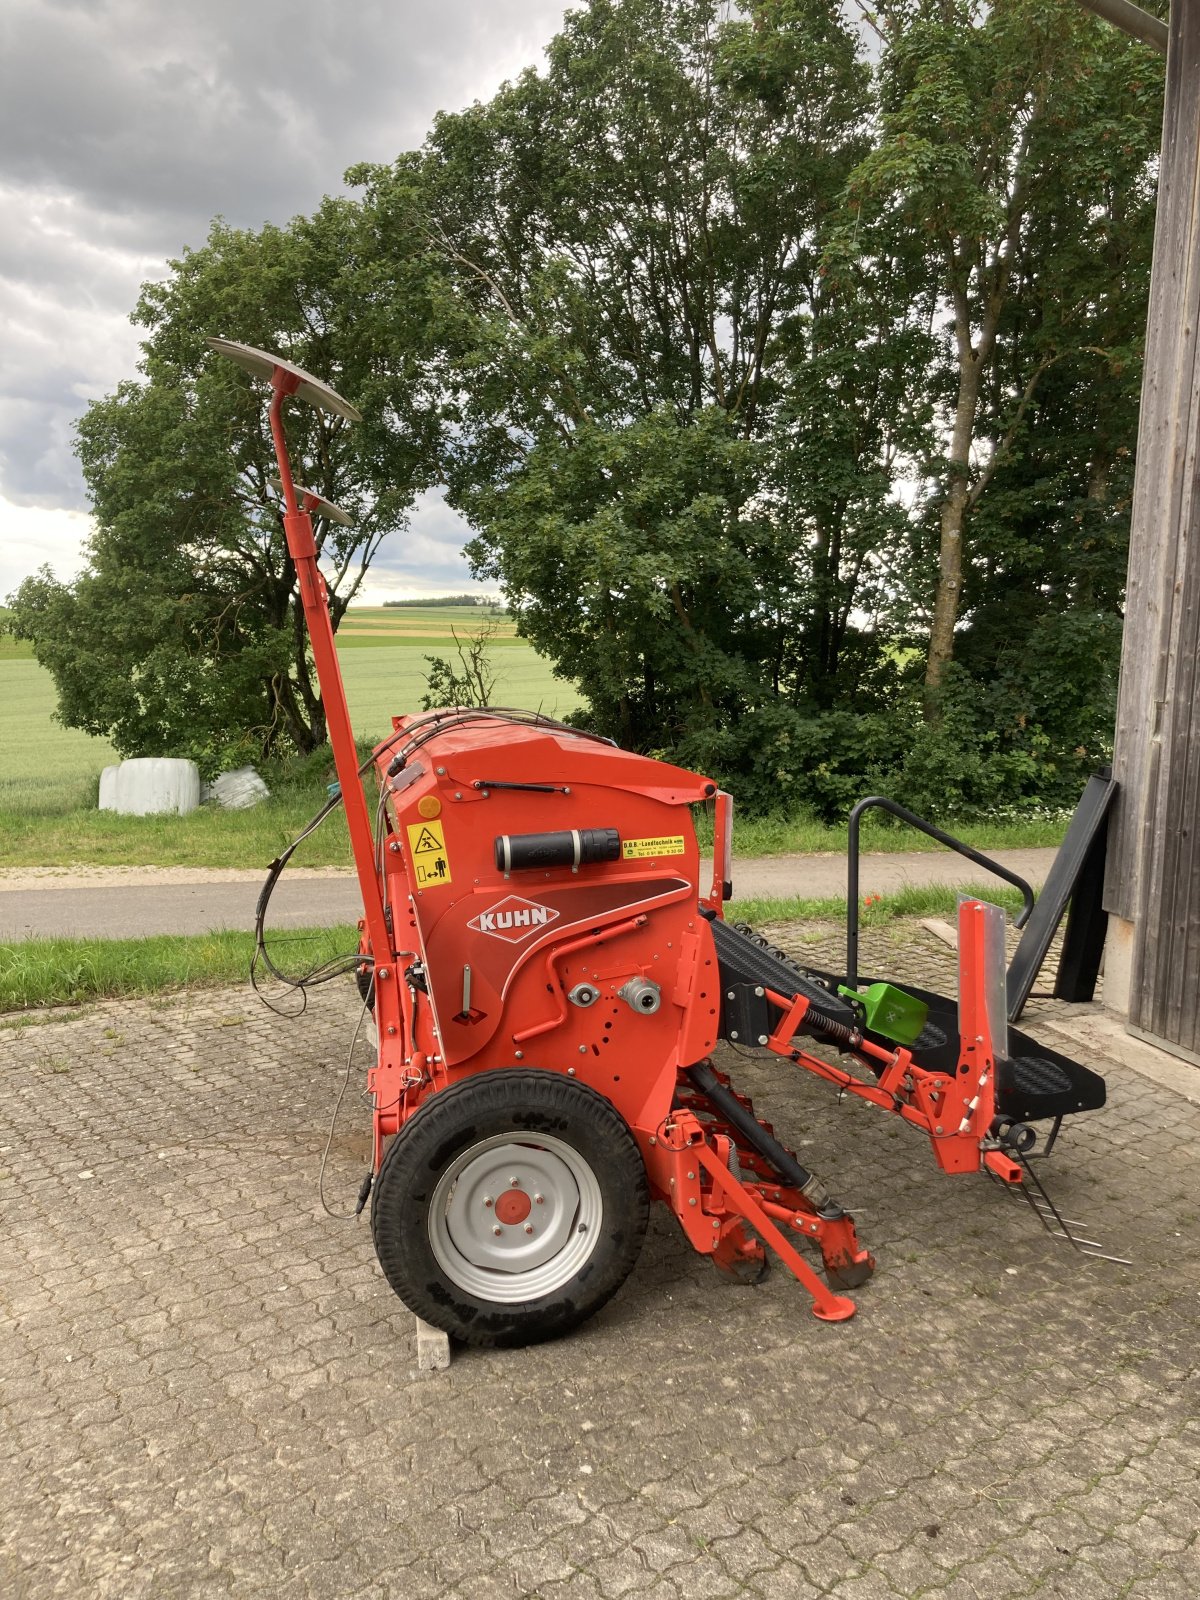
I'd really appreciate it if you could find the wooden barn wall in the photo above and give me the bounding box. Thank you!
[1105,0,1200,1051]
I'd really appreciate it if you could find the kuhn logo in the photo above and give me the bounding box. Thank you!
[467,896,560,943]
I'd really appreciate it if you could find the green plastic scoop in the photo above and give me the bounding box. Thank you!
[837,981,929,1047]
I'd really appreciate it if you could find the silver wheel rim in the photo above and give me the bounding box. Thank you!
[428,1132,603,1303]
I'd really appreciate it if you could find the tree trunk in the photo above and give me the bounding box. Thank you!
[924,353,982,717]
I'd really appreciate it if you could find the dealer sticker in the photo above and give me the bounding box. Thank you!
[406,818,453,888]
[621,835,686,859]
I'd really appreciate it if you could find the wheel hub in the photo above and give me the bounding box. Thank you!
[428,1133,603,1303]
[494,1189,532,1225]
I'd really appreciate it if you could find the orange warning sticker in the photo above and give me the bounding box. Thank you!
[406,818,453,887]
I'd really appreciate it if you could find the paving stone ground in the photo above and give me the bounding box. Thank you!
[2,919,1198,1599]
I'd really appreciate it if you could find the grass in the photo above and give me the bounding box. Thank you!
[0,884,1023,1013]
[727,881,1028,929]
[693,809,1066,857]
[0,925,360,1012]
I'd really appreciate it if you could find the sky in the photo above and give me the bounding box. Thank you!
[0,0,574,605]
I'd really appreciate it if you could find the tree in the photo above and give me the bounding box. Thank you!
[354,0,925,789]
[421,616,502,709]
[846,0,1164,715]
[9,201,436,767]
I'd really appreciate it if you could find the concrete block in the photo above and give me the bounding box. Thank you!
[1102,915,1135,1016]
[414,1316,451,1371]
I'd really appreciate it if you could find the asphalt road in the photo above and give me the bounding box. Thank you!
[0,847,1058,940]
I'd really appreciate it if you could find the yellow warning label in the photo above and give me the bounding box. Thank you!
[406,818,453,887]
[621,835,686,860]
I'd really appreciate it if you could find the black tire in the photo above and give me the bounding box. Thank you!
[371,1070,649,1347]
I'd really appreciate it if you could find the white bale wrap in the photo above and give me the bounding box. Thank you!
[207,766,270,810]
[98,765,120,811]
[99,758,201,816]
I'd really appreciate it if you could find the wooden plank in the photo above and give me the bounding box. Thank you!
[1109,0,1200,1052]
[1106,0,1199,921]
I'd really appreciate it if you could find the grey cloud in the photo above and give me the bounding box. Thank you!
[0,0,567,574]
[365,490,479,589]
[1,1,568,240]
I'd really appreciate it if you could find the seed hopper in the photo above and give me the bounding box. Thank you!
[210,338,1112,1347]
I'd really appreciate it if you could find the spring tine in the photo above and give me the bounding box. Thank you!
[985,1148,1128,1265]
[1023,1205,1092,1228]
[990,1174,1090,1227]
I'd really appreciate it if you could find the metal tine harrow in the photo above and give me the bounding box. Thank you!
[986,1151,1131,1266]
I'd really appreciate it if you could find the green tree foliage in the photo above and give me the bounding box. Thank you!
[845,0,1163,727]
[9,202,435,769]
[355,0,921,791]
[351,0,1161,815]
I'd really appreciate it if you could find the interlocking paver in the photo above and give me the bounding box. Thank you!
[2,920,1199,1598]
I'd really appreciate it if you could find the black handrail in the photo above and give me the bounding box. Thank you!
[845,796,1036,993]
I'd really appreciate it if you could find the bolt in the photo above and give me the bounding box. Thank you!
[935,1125,943,1134]
[388,841,400,853]
[454,791,462,800]
[686,1171,695,1180]
[578,1223,588,1234]
[378,967,390,980]
[534,1194,544,1205]
[386,1024,397,1036]
[648,1136,656,1146]
[524,1224,534,1235]
[492,1226,502,1236]
[568,1067,576,1077]
[712,1219,719,1230]
[579,1045,587,1054]
[755,986,764,997]
[515,1051,524,1061]
[510,1176,520,1187]
[484,1197,493,1208]
[689,1198,697,1207]
[436,766,446,775]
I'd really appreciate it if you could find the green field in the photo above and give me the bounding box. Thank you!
[0,607,582,867]
[1,607,577,797]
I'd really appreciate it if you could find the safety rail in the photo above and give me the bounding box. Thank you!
[845,796,1036,994]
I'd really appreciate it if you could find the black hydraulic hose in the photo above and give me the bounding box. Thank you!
[685,1061,844,1218]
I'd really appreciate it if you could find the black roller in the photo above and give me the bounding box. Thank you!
[709,918,858,1031]
[495,828,621,872]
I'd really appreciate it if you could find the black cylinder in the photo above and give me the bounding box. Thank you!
[495,827,621,873]
[685,1061,845,1219]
